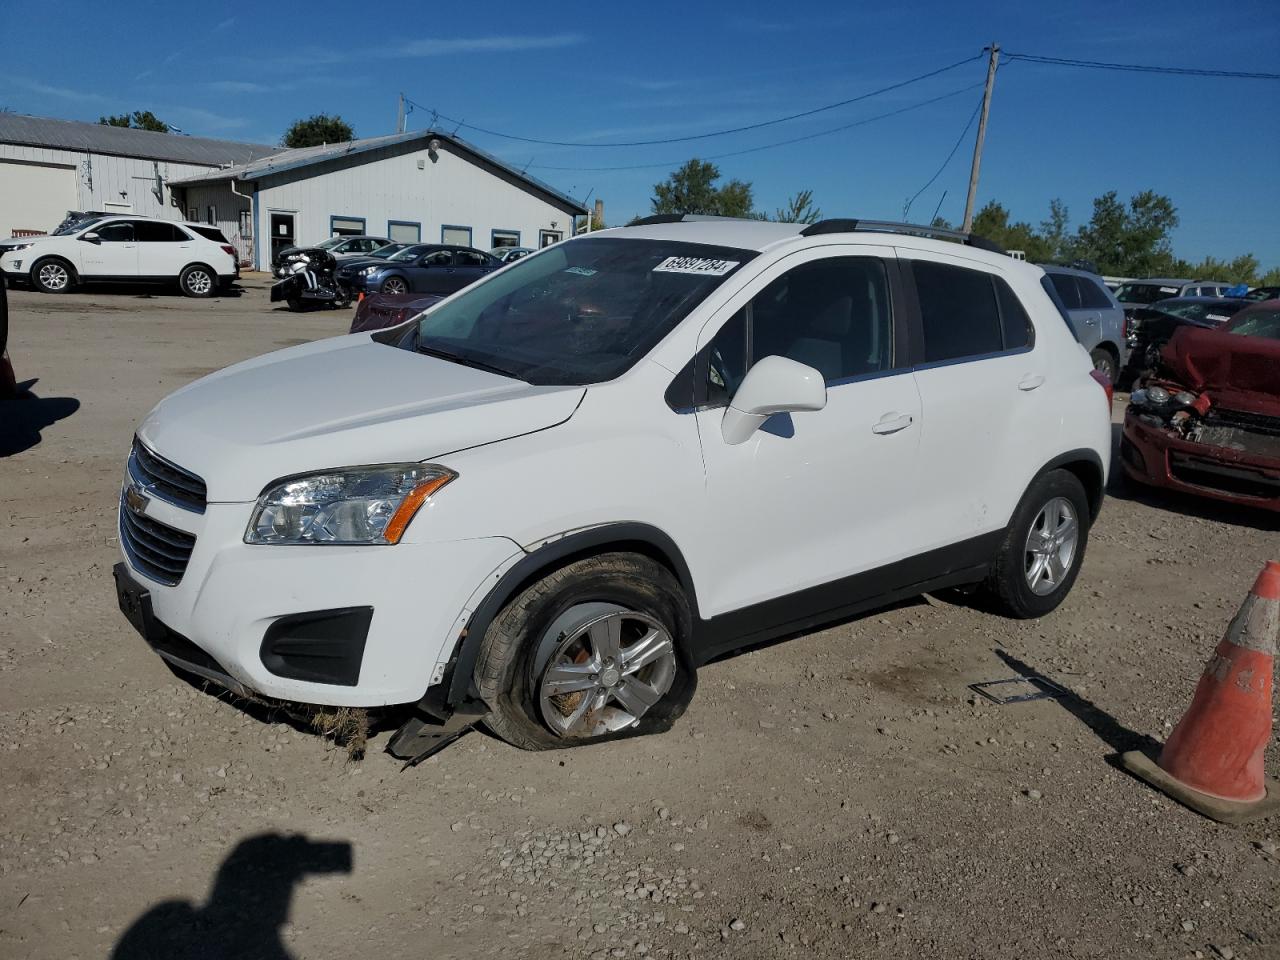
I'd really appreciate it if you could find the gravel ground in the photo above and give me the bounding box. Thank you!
[1,278,1277,960]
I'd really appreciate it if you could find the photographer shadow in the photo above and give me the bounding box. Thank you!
[111,832,352,960]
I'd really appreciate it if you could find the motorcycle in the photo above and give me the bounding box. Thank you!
[269,248,351,311]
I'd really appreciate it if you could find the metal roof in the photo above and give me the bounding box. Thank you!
[0,113,278,167]
[169,128,587,214]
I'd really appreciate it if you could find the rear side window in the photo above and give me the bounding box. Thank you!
[1040,276,1080,342]
[1076,276,1113,309]
[455,250,487,267]
[189,225,228,243]
[1048,274,1082,309]
[135,221,187,242]
[913,260,1004,362]
[994,277,1033,350]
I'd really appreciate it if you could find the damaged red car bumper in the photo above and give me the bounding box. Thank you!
[1120,318,1280,511]
[1120,411,1280,511]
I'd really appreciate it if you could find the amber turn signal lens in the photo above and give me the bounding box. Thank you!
[383,473,455,544]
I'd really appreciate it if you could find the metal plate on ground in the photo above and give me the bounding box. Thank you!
[969,675,1066,705]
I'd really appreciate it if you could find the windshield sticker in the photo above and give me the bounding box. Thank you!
[1159,286,1178,294]
[564,266,598,277]
[1207,314,1228,322]
[653,256,739,276]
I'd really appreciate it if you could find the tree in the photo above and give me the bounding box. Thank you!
[1187,254,1260,286]
[970,201,1052,262]
[651,159,753,218]
[1074,190,1179,276]
[282,114,355,149]
[99,110,169,132]
[1038,198,1072,263]
[772,189,822,224]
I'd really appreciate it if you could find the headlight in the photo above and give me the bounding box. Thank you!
[246,464,456,545]
[1130,388,1149,406]
[1146,385,1170,405]
[360,265,381,276]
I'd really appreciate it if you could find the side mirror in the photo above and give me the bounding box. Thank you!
[80,232,101,244]
[721,355,827,445]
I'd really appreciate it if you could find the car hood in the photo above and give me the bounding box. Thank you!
[137,336,585,502]
[334,255,389,271]
[1162,326,1280,418]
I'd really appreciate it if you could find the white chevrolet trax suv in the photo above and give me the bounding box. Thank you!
[113,217,1112,758]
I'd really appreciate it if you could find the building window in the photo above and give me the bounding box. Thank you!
[441,224,472,246]
[539,229,563,248]
[187,207,197,221]
[330,215,366,237]
[491,229,520,250]
[388,220,421,243]
[239,209,253,239]
[206,205,217,225]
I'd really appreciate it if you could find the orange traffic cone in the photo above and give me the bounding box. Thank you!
[1121,561,1280,823]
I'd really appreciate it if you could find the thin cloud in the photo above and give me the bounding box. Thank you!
[214,16,236,31]
[17,80,112,104]
[164,105,246,130]
[207,80,271,94]
[260,33,586,69]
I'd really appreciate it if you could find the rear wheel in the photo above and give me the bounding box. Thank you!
[1089,348,1117,383]
[476,553,694,750]
[31,258,74,293]
[179,264,216,298]
[987,469,1090,618]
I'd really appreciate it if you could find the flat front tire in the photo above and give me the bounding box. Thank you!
[476,553,695,751]
[987,469,1091,618]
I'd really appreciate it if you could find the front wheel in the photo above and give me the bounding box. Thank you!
[476,553,695,750]
[986,469,1091,618]
[32,258,74,293]
[179,265,216,298]
[381,276,408,295]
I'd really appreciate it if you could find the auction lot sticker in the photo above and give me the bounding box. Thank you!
[653,256,739,276]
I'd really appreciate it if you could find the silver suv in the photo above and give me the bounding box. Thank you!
[1041,266,1128,381]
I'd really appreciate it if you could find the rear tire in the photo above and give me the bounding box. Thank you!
[1089,348,1117,383]
[987,469,1091,619]
[476,553,695,751]
[179,264,216,298]
[31,258,74,294]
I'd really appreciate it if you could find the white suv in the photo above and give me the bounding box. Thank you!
[112,217,1111,757]
[0,215,237,297]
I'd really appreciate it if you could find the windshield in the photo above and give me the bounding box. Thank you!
[1115,282,1183,304]
[389,237,755,385]
[1226,307,1280,339]
[1244,287,1280,302]
[388,244,430,262]
[316,237,345,250]
[1155,301,1245,323]
[53,216,106,236]
[371,243,407,258]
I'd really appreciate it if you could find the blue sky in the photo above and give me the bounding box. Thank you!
[6,0,1279,266]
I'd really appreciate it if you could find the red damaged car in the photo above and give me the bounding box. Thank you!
[1120,300,1280,511]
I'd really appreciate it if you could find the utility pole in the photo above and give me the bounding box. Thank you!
[961,43,1000,233]
[396,93,406,134]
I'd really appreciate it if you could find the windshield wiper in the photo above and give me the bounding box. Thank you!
[416,345,524,381]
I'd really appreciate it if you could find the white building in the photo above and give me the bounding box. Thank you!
[170,129,587,270]
[0,115,587,270]
[0,114,275,245]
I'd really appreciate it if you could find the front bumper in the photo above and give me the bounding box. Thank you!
[1120,410,1280,512]
[115,493,524,706]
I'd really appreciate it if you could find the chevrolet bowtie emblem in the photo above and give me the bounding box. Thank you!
[124,483,150,516]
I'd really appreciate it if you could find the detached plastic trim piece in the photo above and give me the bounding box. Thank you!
[260,607,373,686]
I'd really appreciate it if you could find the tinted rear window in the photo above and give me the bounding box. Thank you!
[1076,276,1113,309]
[1048,274,1081,310]
[189,225,228,243]
[913,260,1004,362]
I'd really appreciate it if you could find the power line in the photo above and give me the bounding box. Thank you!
[404,52,983,149]
[902,93,984,220]
[523,82,984,172]
[1003,52,1280,81]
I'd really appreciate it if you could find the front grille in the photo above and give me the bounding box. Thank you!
[1169,453,1280,501]
[1207,407,1280,439]
[120,498,197,585]
[129,440,207,513]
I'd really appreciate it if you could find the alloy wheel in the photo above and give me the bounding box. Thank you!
[38,263,69,291]
[383,277,407,294]
[536,608,676,738]
[186,270,213,295]
[1023,496,1079,596]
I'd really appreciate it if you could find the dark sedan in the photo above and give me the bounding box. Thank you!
[337,244,501,296]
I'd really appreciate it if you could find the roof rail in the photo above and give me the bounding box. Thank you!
[799,218,1006,255]
[630,213,760,226]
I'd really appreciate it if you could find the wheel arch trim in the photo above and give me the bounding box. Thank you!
[438,522,699,709]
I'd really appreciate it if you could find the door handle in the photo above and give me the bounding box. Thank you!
[1018,375,1046,391]
[1084,315,1099,326]
[871,412,913,435]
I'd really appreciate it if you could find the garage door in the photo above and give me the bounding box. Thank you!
[0,161,78,239]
